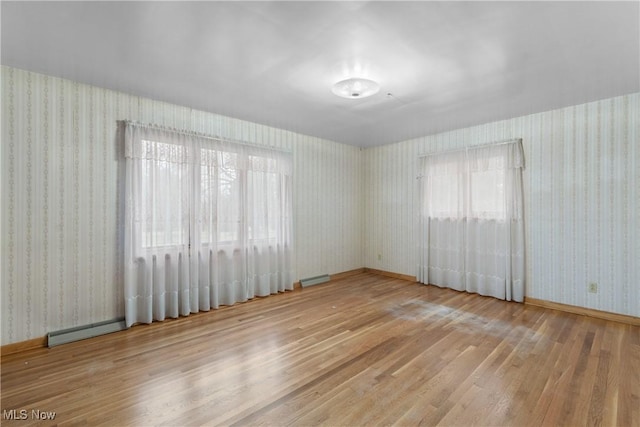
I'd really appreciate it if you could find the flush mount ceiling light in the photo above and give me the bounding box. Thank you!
[332,77,380,99]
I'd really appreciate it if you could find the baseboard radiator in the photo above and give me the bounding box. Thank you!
[47,318,128,347]
[300,274,330,288]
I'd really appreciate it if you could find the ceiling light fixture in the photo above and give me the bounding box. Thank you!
[332,77,380,99]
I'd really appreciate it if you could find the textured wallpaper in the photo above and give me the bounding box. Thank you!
[1,67,363,345]
[364,93,639,317]
[2,65,638,345]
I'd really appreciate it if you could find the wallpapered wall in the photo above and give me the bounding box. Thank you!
[1,67,363,345]
[364,93,639,317]
[2,66,638,345]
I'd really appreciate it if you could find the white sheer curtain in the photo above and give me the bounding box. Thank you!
[417,139,525,302]
[124,122,294,327]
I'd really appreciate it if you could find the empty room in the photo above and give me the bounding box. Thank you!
[1,1,638,426]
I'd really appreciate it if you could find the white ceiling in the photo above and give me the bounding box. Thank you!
[2,1,639,147]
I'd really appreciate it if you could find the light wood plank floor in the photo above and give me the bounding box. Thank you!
[2,273,639,426]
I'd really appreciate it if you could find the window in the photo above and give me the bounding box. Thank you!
[417,140,525,302]
[139,140,190,248]
[421,154,507,220]
[199,149,241,245]
[136,141,289,249]
[469,166,506,220]
[124,122,294,327]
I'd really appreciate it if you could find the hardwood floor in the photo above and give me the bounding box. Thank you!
[2,272,639,426]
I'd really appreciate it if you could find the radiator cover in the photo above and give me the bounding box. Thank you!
[300,274,331,287]
[47,318,128,347]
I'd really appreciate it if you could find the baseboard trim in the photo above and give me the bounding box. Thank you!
[525,297,640,326]
[2,269,365,354]
[331,268,366,281]
[4,284,636,355]
[364,268,417,283]
[1,336,48,356]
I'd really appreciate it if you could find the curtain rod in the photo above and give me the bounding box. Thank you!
[418,138,522,158]
[122,120,292,154]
